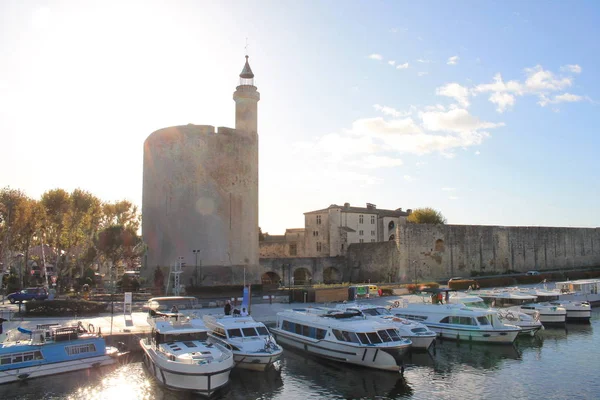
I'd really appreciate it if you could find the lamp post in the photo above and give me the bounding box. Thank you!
[192,249,202,286]
[411,260,418,286]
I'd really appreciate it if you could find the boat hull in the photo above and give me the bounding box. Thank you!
[565,310,591,322]
[233,352,282,371]
[407,335,437,350]
[428,325,519,344]
[140,340,233,396]
[0,354,115,385]
[271,329,409,372]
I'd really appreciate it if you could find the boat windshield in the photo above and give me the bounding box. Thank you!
[162,332,208,342]
[360,307,391,316]
[463,300,488,309]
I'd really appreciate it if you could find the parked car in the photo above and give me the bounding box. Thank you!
[7,287,49,303]
[526,270,540,276]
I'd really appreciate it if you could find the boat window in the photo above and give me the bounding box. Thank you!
[332,329,345,341]
[214,327,226,337]
[242,327,258,337]
[378,330,392,342]
[411,328,428,334]
[316,328,327,340]
[366,332,382,344]
[65,343,97,356]
[386,329,401,341]
[376,308,390,315]
[282,320,290,331]
[361,308,379,316]
[1,356,11,365]
[256,326,269,336]
[302,325,310,337]
[342,331,360,343]
[228,329,243,338]
[449,316,476,325]
[295,324,303,335]
[477,316,491,325]
[12,355,23,363]
[440,317,450,324]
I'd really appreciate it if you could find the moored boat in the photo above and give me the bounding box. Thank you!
[0,322,120,385]
[141,299,234,396]
[389,303,521,344]
[518,288,591,322]
[475,290,567,326]
[202,314,283,371]
[335,303,437,350]
[271,307,412,372]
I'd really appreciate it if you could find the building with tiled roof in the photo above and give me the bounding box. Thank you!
[304,202,412,257]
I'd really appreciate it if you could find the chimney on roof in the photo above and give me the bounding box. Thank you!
[396,208,403,212]
[344,202,350,209]
[407,209,412,214]
[366,203,376,210]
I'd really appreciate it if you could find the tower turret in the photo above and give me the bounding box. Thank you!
[233,55,260,135]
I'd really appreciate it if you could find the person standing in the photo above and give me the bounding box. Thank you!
[224,300,232,315]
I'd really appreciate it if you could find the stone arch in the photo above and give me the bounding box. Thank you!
[435,239,445,252]
[261,271,281,285]
[323,267,342,284]
[389,234,395,241]
[293,267,312,285]
[388,221,395,231]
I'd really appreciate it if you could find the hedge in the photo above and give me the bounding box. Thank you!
[25,300,108,316]
[448,279,478,290]
[405,282,440,294]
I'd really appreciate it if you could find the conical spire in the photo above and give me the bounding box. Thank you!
[239,55,254,79]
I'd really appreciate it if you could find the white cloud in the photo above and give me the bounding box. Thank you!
[436,83,470,107]
[417,72,428,77]
[489,92,516,113]
[388,60,396,66]
[420,108,504,134]
[449,196,459,200]
[474,73,524,95]
[524,65,571,92]
[359,155,404,169]
[404,175,415,182]
[561,64,582,74]
[441,187,456,191]
[447,56,460,65]
[368,54,383,61]
[475,150,481,155]
[417,59,430,63]
[538,92,587,107]
[416,161,427,166]
[373,104,415,118]
[396,62,409,69]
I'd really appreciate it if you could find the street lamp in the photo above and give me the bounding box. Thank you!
[192,249,201,286]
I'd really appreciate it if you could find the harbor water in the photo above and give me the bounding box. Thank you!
[1,310,598,400]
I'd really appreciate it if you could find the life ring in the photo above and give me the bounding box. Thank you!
[392,301,400,308]
[88,323,95,333]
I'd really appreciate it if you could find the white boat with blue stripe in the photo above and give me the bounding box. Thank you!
[271,307,412,372]
[0,322,119,385]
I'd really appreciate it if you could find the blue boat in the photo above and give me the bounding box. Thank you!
[0,322,120,384]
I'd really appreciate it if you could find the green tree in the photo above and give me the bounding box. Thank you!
[95,225,141,284]
[101,200,140,232]
[40,189,70,276]
[406,207,447,224]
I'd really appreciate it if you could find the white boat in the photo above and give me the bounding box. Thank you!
[448,292,543,337]
[202,314,283,371]
[389,302,521,344]
[519,288,591,322]
[271,307,412,372]
[554,279,600,305]
[141,298,234,396]
[475,290,567,326]
[334,303,437,350]
[0,322,120,385]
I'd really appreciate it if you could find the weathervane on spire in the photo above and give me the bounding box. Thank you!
[245,37,249,56]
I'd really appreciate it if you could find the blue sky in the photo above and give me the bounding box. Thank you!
[1,0,599,234]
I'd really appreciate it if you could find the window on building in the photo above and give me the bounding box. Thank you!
[313,231,319,237]
[289,243,297,256]
[359,230,364,236]
[371,230,375,236]
[371,239,375,242]
[341,244,344,250]
[359,215,364,224]
[316,215,321,225]
[359,239,364,243]
[371,215,375,224]
[316,242,322,252]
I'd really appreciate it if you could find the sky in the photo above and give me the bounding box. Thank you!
[1,0,599,234]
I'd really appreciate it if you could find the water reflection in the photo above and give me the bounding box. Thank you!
[279,347,413,399]
[216,365,284,399]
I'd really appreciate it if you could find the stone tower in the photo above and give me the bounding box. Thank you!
[142,56,260,285]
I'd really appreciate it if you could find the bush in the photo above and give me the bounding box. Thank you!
[24,300,108,316]
[448,279,477,290]
[380,287,395,296]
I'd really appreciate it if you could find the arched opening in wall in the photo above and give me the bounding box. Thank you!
[388,221,395,232]
[435,239,445,252]
[323,267,342,284]
[261,271,281,286]
[293,268,312,286]
[389,234,395,241]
